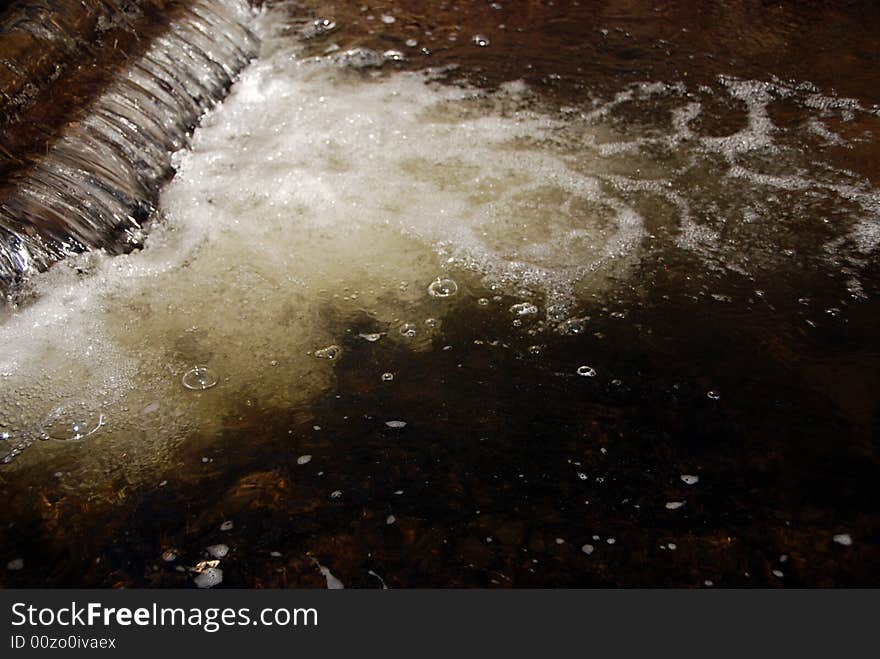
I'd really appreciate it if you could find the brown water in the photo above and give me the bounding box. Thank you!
[0,0,878,587]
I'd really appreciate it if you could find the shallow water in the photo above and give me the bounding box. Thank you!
[1,0,878,587]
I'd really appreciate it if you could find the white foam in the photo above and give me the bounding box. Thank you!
[1,4,878,472]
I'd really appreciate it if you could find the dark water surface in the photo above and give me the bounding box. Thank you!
[1,0,878,587]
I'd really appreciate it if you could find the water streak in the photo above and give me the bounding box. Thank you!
[0,0,258,292]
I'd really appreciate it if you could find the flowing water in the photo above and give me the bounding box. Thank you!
[0,0,259,286]
[0,0,878,586]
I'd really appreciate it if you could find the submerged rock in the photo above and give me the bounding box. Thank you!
[206,544,229,559]
[833,533,853,546]
[193,567,223,589]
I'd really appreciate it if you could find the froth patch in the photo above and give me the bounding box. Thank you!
[2,7,879,470]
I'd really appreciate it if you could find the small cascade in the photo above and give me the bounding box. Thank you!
[0,0,258,292]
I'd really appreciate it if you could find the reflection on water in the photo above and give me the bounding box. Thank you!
[1,0,879,587]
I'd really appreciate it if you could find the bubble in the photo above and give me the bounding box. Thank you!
[428,277,458,298]
[6,558,24,571]
[297,454,312,465]
[473,34,490,47]
[181,366,219,390]
[577,365,597,377]
[381,14,396,24]
[385,420,407,429]
[665,501,685,510]
[336,47,385,69]
[510,302,538,316]
[707,390,721,400]
[386,514,396,524]
[359,333,382,342]
[302,18,337,39]
[477,297,489,306]
[399,323,417,337]
[383,50,405,63]
[546,305,568,323]
[528,345,542,355]
[581,544,594,555]
[405,38,418,48]
[425,318,439,328]
[381,372,394,382]
[330,490,343,499]
[41,409,105,441]
[315,345,342,359]
[559,318,588,335]
[681,474,700,485]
